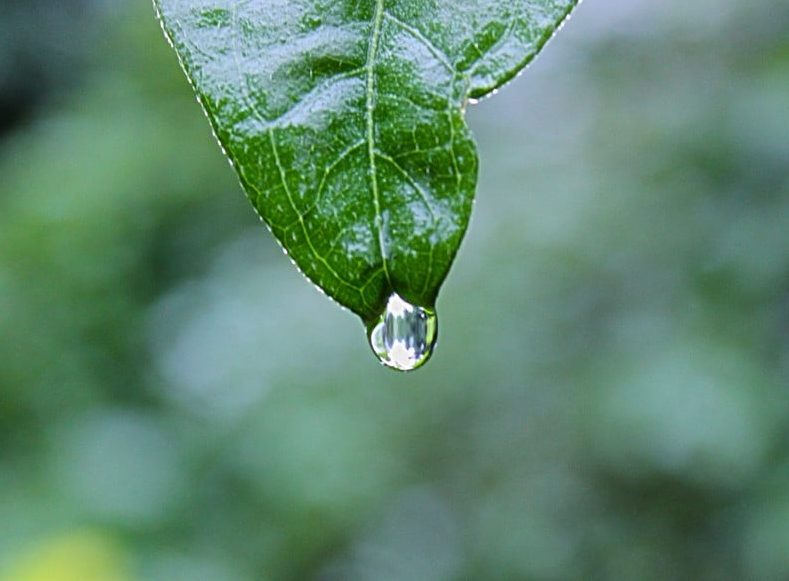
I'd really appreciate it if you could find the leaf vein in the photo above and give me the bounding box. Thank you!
[365,0,392,291]
[382,11,455,74]
[268,130,368,302]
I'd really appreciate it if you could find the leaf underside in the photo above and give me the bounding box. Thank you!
[155,0,578,322]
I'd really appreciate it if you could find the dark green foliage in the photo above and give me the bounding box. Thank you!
[155,0,577,320]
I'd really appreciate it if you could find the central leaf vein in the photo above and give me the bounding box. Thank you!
[365,0,392,290]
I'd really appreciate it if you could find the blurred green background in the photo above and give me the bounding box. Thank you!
[1,1,788,579]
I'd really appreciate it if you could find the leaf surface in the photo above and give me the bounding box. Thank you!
[155,0,577,321]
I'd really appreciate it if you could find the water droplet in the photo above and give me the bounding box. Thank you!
[367,293,438,371]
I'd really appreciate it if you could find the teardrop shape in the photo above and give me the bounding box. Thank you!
[367,293,438,371]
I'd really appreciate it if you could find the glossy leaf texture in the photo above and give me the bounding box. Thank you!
[154,0,578,322]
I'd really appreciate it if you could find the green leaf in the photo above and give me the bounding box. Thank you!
[154,0,577,322]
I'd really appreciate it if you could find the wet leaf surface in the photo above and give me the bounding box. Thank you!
[155,0,577,321]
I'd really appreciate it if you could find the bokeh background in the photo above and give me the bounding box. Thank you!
[1,0,788,579]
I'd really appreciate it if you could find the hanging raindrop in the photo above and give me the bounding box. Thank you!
[367,293,438,371]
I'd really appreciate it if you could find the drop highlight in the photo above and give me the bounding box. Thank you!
[367,293,438,371]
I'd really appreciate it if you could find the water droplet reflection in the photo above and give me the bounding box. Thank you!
[368,293,437,371]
